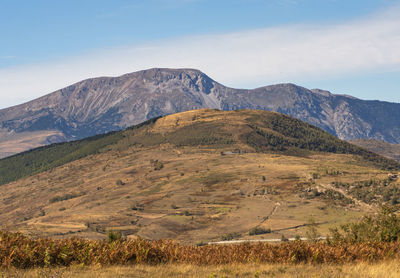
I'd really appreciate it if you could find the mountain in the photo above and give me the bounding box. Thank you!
[350,139,400,162]
[2,68,400,158]
[1,109,399,242]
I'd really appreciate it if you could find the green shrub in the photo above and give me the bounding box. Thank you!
[305,218,320,243]
[221,232,241,241]
[131,203,143,211]
[49,193,82,203]
[150,159,164,170]
[116,179,125,186]
[249,227,271,235]
[329,206,400,243]
[195,241,207,246]
[107,230,122,243]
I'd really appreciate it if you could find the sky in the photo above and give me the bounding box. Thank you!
[1,0,400,109]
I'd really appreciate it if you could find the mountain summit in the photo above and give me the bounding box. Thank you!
[1,68,400,158]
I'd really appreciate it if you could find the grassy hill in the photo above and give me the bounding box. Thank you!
[1,109,399,187]
[1,109,400,243]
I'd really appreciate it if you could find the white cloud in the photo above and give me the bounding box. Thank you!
[1,5,400,108]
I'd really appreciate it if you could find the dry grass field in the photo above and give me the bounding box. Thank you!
[1,262,400,278]
[0,110,398,244]
[0,143,378,242]
[0,129,65,159]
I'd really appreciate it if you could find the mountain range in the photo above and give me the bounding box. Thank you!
[1,68,400,158]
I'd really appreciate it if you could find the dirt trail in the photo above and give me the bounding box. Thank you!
[259,202,281,225]
[209,236,327,245]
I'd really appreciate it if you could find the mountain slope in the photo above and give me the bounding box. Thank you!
[1,68,400,158]
[1,109,399,242]
[350,139,400,162]
[1,109,399,187]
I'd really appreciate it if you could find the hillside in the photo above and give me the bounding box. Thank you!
[350,139,400,162]
[1,109,399,187]
[2,68,400,158]
[1,109,400,243]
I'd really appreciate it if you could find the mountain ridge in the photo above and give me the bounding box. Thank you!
[1,68,400,158]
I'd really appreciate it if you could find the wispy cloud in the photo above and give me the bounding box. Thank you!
[1,5,400,108]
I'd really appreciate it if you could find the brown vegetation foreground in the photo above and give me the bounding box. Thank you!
[2,262,400,278]
[1,231,400,269]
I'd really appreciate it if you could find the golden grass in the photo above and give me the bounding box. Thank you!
[0,130,64,158]
[1,261,400,278]
[0,144,386,243]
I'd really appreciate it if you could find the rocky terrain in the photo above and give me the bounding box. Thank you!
[1,68,400,158]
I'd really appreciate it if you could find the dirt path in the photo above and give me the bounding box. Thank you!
[259,202,281,225]
[209,236,327,245]
[273,221,328,232]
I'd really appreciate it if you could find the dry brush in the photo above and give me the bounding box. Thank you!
[1,231,400,268]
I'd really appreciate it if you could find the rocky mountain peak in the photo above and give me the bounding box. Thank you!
[311,89,332,97]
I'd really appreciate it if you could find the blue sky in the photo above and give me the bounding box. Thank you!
[1,0,400,108]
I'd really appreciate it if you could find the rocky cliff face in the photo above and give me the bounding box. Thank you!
[1,68,400,158]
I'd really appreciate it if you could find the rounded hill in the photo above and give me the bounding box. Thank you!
[0,109,399,187]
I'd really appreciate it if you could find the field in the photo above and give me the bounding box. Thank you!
[0,129,65,159]
[2,262,400,278]
[0,145,385,243]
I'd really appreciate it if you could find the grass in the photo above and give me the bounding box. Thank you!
[138,182,165,196]
[2,261,400,277]
[0,148,390,242]
[197,172,236,187]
